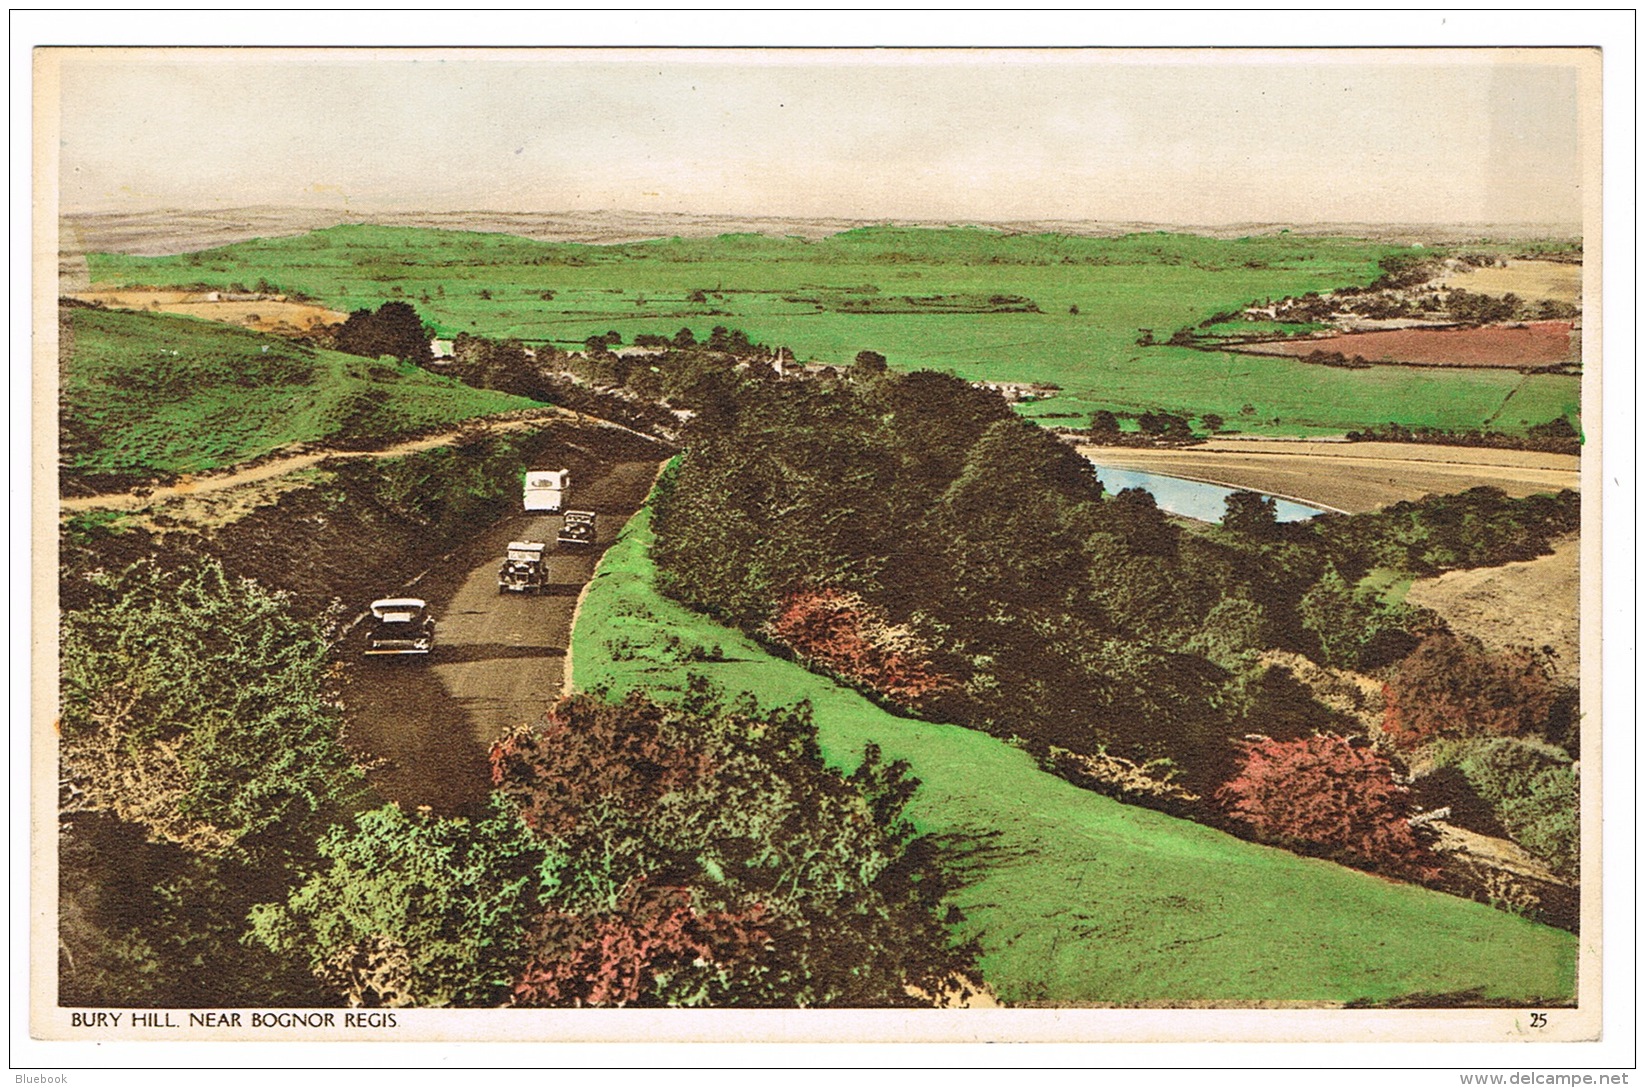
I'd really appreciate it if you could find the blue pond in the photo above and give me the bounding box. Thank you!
[1089,463,1326,524]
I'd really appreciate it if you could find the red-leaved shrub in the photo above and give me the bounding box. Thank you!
[766,588,953,704]
[1218,734,1437,879]
[489,693,712,835]
[1381,631,1556,749]
[513,882,769,1007]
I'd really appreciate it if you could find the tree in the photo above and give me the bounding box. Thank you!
[1222,490,1279,539]
[1100,487,1178,557]
[492,693,977,1008]
[1088,410,1121,442]
[1200,413,1224,434]
[1137,411,1191,440]
[1298,564,1422,670]
[59,559,365,1005]
[672,327,697,349]
[1218,734,1436,878]
[334,301,433,367]
[852,350,888,376]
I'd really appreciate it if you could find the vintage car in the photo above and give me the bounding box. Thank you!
[498,540,548,594]
[364,598,436,656]
[556,510,597,547]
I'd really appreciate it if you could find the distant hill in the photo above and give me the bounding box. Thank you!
[60,205,1583,259]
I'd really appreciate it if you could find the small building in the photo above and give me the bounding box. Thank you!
[770,346,805,377]
[971,380,1058,403]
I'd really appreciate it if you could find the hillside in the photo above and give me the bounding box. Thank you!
[58,303,542,488]
[85,224,1581,437]
[570,503,1577,1006]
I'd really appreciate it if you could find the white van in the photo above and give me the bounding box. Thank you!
[523,469,570,512]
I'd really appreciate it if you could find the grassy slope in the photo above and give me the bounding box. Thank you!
[60,305,542,477]
[570,503,1577,1006]
[89,225,1580,437]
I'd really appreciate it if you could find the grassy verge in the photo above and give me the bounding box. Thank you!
[59,304,541,481]
[569,501,1576,1006]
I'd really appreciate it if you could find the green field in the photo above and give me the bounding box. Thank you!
[569,499,1577,1006]
[88,224,1580,436]
[59,304,542,478]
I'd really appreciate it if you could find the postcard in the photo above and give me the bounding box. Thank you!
[26,29,1623,1056]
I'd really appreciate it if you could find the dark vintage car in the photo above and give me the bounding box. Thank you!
[556,510,597,547]
[365,597,436,656]
[498,540,548,594]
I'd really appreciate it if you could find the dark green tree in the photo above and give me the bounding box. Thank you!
[1223,490,1279,539]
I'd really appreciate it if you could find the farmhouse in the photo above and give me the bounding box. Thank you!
[972,380,1058,403]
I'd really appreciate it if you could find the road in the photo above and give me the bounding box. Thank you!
[338,459,663,816]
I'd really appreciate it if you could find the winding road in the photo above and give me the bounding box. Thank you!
[338,459,663,816]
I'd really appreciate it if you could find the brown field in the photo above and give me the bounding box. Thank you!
[1439,259,1583,305]
[1077,439,1580,514]
[68,286,349,334]
[1230,321,1578,369]
[1405,536,1580,683]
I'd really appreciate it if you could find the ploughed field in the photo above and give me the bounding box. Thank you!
[1227,321,1579,370]
[1437,258,1583,305]
[67,286,351,334]
[84,224,1582,437]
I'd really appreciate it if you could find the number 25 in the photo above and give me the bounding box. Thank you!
[1531,1013,1548,1028]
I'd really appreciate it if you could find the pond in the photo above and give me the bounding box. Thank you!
[1088,463,1327,524]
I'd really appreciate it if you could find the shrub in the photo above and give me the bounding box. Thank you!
[1298,565,1425,670]
[494,693,976,1008]
[59,559,361,859]
[1218,734,1436,879]
[247,798,544,1008]
[1382,632,1557,749]
[766,588,954,705]
[513,882,768,1008]
[488,693,710,836]
[1454,736,1579,878]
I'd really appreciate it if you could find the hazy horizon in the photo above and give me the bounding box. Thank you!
[61,203,1584,231]
[47,48,1595,230]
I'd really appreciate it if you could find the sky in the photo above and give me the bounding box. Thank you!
[48,47,1593,227]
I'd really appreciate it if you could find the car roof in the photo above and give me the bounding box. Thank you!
[370,598,427,617]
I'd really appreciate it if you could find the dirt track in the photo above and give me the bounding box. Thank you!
[337,459,662,816]
[58,407,662,514]
[1077,439,1580,514]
